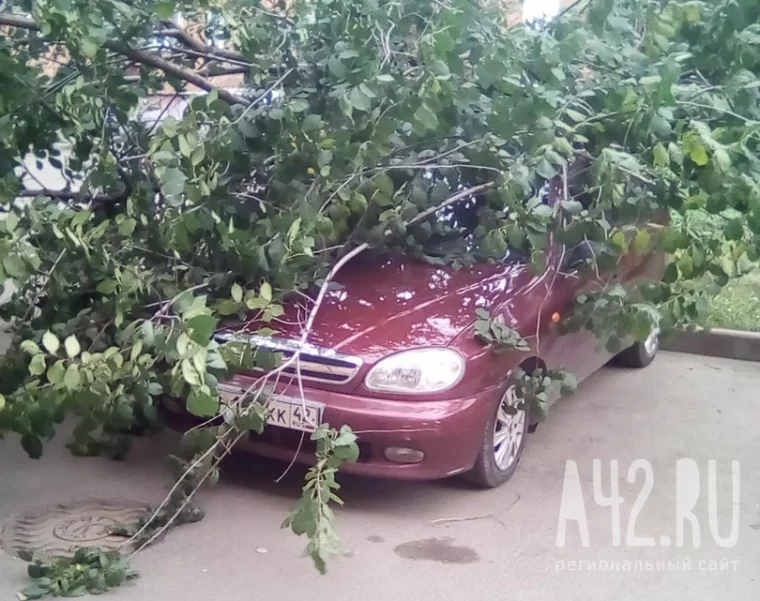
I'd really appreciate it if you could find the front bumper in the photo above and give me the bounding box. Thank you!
[169,374,502,481]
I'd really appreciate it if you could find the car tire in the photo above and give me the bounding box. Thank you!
[614,327,659,368]
[464,383,530,489]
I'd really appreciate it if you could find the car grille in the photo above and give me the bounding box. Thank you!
[214,331,362,385]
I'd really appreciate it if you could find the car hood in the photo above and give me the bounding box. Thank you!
[228,255,522,361]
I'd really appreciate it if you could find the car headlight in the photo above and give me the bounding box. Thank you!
[364,348,465,394]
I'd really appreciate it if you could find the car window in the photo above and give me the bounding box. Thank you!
[420,181,535,263]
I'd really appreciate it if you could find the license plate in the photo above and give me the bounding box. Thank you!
[266,396,324,432]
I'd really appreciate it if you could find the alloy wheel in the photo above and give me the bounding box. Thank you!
[644,327,660,356]
[493,385,526,471]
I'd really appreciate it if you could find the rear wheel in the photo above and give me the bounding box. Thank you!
[614,327,659,368]
[465,383,529,489]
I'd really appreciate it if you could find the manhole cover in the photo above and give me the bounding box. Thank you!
[1,498,149,558]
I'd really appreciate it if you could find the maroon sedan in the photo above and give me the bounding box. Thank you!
[171,182,663,488]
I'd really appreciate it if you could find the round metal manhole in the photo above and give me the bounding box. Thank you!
[1,498,150,558]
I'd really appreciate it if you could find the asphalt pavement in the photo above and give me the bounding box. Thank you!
[1,350,758,601]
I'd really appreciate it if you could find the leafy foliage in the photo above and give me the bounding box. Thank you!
[474,308,530,352]
[513,367,577,420]
[282,424,360,572]
[0,0,759,575]
[17,548,137,599]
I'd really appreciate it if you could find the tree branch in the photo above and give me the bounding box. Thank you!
[17,188,128,205]
[0,12,248,106]
[406,182,496,227]
[159,24,246,64]
[115,44,247,105]
[0,12,35,29]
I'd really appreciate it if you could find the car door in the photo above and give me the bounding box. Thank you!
[546,207,666,380]
[540,162,612,383]
[542,241,611,383]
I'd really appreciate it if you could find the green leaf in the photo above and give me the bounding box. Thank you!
[255,348,280,370]
[565,109,586,122]
[131,339,144,362]
[611,231,628,253]
[118,218,137,236]
[531,249,547,272]
[348,87,372,112]
[289,99,310,113]
[633,229,651,254]
[64,364,81,390]
[187,315,218,345]
[372,173,395,197]
[302,114,323,133]
[0,393,5,411]
[80,37,100,58]
[231,283,243,303]
[20,340,42,355]
[29,354,46,376]
[187,390,218,417]
[140,320,155,346]
[561,200,583,214]
[97,279,117,295]
[713,148,730,171]
[260,281,272,302]
[178,134,192,157]
[161,117,178,137]
[535,158,556,180]
[217,299,240,315]
[653,143,669,167]
[5,211,19,233]
[154,0,175,19]
[42,331,60,355]
[725,219,744,241]
[318,150,333,168]
[161,168,187,197]
[191,146,206,166]
[687,141,709,166]
[2,256,25,278]
[413,104,438,131]
[651,115,672,137]
[47,360,65,386]
[327,57,348,79]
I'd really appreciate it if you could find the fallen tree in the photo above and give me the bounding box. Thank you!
[1,0,759,584]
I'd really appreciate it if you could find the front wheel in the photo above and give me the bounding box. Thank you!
[614,327,660,368]
[464,384,530,489]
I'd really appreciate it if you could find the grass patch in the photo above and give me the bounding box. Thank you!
[706,271,760,332]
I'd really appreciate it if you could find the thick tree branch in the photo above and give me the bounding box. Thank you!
[17,188,128,205]
[0,12,247,106]
[166,47,252,69]
[159,24,246,63]
[115,44,247,105]
[0,12,34,29]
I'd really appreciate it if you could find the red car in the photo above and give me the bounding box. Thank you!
[169,178,664,488]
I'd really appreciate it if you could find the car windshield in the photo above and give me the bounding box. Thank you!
[420,187,531,264]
